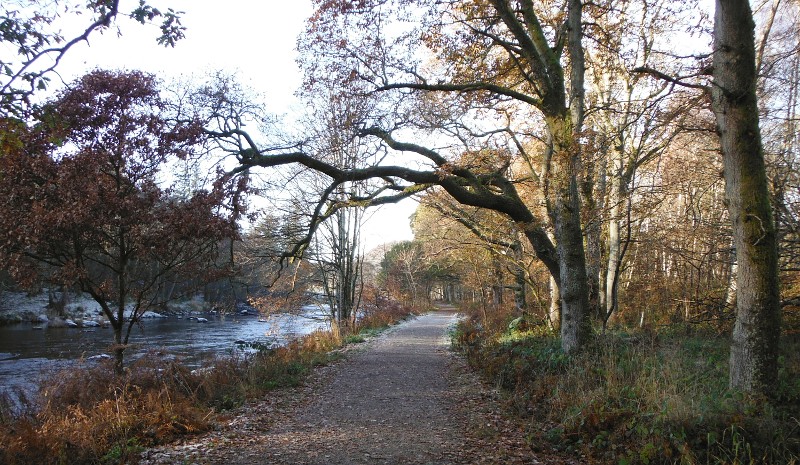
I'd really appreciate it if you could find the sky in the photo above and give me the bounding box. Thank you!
[53,0,418,252]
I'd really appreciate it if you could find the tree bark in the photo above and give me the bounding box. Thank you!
[553,0,592,352]
[511,239,528,313]
[711,0,781,393]
[548,275,560,330]
[605,148,624,327]
[582,154,603,321]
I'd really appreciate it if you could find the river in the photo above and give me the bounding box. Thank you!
[0,306,331,399]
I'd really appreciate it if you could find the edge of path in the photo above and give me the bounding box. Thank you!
[140,308,584,465]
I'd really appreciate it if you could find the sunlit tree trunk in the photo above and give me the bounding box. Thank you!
[725,243,737,309]
[548,276,560,330]
[553,0,592,352]
[605,148,624,328]
[711,0,781,393]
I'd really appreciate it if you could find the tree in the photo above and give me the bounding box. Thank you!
[416,189,539,313]
[711,0,781,393]
[584,0,702,327]
[296,92,378,328]
[213,0,595,352]
[1,0,185,116]
[754,0,800,288]
[0,70,240,372]
[378,241,430,305]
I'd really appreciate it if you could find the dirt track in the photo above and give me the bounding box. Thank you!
[247,310,465,464]
[141,310,567,465]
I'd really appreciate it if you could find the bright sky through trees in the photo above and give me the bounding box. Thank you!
[52,0,416,251]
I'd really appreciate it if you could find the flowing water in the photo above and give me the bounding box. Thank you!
[0,306,330,398]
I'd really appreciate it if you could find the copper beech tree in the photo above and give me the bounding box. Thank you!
[0,70,241,372]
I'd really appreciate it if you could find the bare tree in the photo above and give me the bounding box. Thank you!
[211,0,594,352]
[307,95,371,328]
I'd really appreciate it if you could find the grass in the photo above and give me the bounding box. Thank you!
[0,298,420,465]
[452,307,800,465]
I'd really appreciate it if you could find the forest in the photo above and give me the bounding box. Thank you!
[0,0,799,464]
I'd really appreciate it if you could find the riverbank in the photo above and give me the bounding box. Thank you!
[0,289,213,327]
[0,291,332,402]
[0,298,421,464]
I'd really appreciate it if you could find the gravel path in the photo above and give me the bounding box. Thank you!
[141,310,560,465]
[253,311,466,464]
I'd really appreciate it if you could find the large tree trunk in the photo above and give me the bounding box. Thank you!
[548,117,592,353]
[711,0,781,393]
[554,0,592,353]
[582,158,603,321]
[553,175,592,352]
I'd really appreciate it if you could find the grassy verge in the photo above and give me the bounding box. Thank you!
[0,298,419,465]
[452,306,800,465]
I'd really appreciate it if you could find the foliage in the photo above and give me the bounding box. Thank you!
[358,291,423,331]
[1,0,185,116]
[453,305,800,464]
[413,193,546,313]
[376,240,454,306]
[0,69,241,370]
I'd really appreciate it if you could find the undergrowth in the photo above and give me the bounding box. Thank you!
[453,305,800,465]
[0,298,419,465]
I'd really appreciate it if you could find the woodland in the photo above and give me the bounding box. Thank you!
[0,0,799,464]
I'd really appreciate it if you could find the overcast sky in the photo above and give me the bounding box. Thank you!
[55,0,416,251]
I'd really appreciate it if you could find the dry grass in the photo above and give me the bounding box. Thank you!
[357,295,423,331]
[453,305,800,465]
[0,299,419,465]
[0,356,211,464]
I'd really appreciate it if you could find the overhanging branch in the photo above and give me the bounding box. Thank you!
[632,67,710,93]
[375,81,542,107]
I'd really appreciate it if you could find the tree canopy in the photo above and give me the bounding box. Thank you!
[0,69,240,371]
[1,0,185,116]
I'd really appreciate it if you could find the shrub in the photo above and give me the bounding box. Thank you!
[453,305,800,464]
